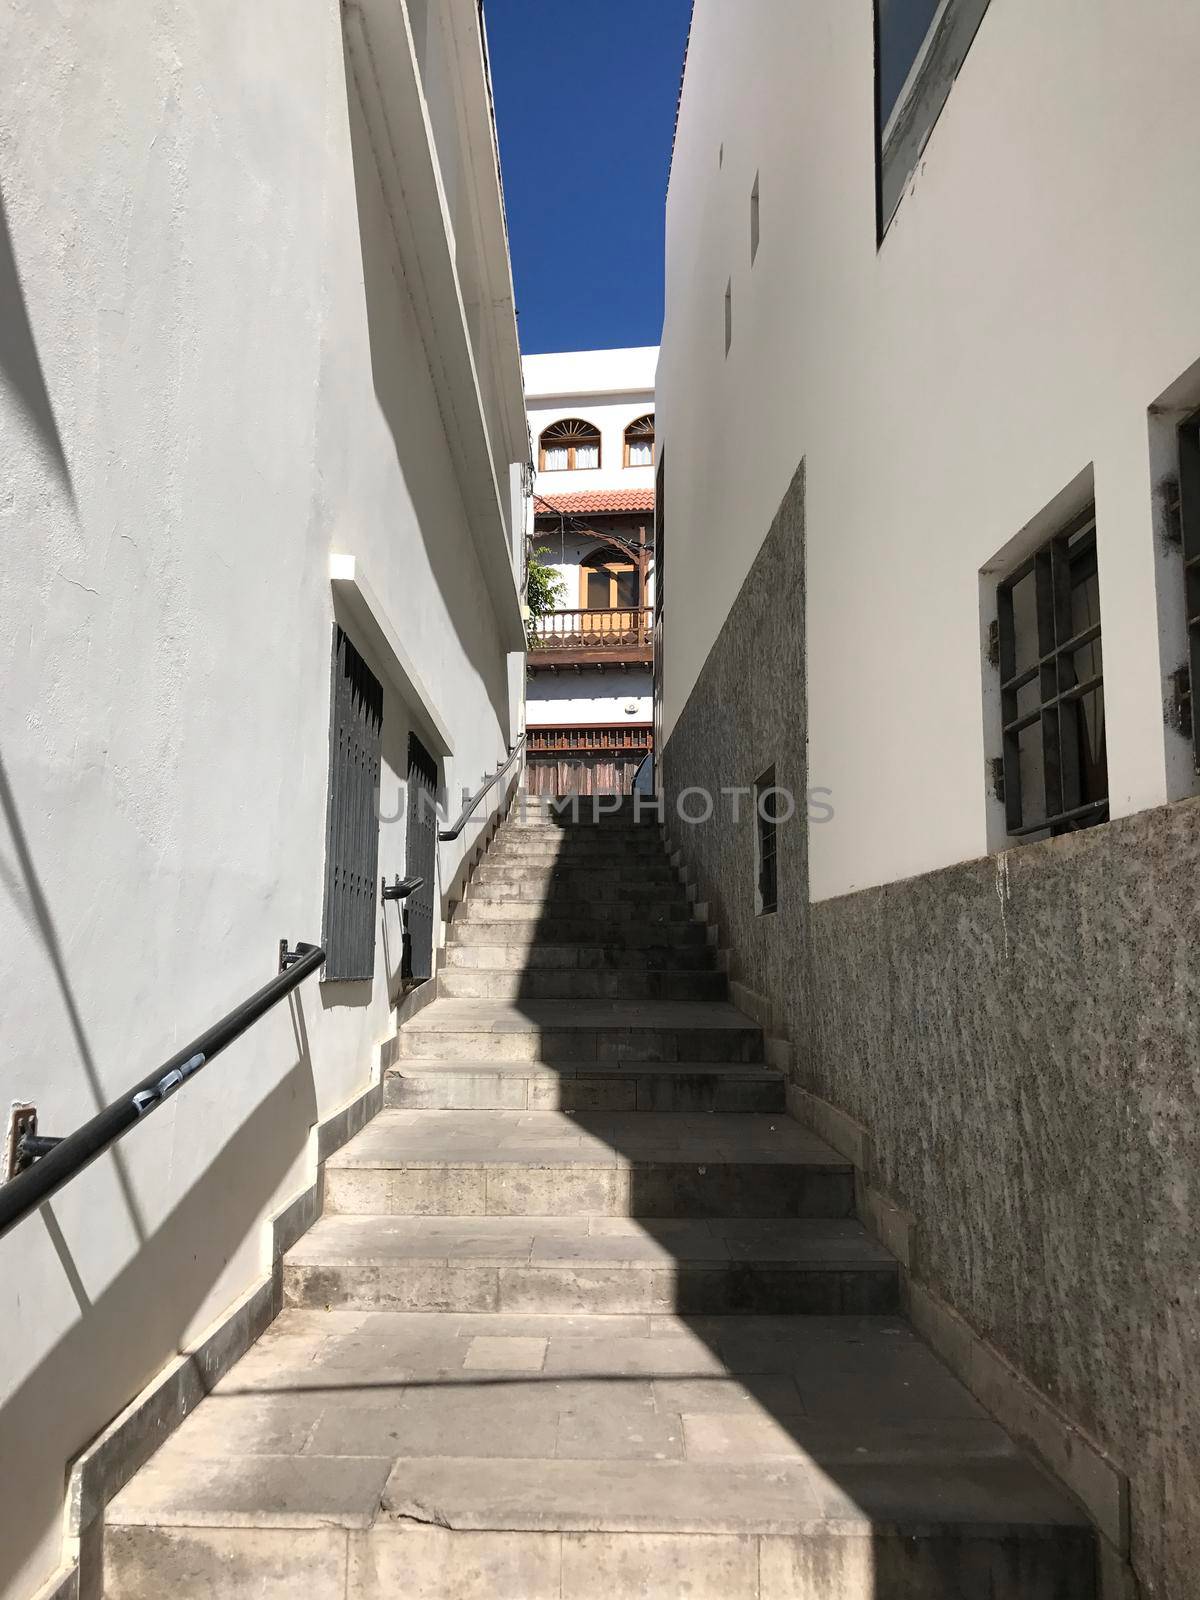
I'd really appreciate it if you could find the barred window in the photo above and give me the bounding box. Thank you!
[994,509,1108,838]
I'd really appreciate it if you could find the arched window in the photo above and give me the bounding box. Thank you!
[581,546,640,611]
[539,417,601,471]
[624,413,655,468]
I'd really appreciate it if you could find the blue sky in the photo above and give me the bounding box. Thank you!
[485,0,693,356]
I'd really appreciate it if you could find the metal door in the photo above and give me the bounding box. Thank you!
[402,732,438,983]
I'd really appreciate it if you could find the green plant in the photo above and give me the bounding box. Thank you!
[525,546,566,644]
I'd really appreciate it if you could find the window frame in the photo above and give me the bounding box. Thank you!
[1177,406,1200,769]
[994,506,1108,839]
[623,413,656,469]
[538,417,602,472]
[875,0,993,241]
[754,766,779,916]
[579,550,641,611]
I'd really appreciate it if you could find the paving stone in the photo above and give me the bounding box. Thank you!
[463,1336,548,1371]
[682,1411,810,1460]
[652,1376,806,1418]
[106,1452,392,1529]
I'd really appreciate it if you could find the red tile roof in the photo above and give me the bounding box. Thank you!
[534,490,656,517]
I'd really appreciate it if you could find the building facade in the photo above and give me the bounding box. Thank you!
[524,348,657,794]
[658,2,1200,1596]
[0,3,527,1596]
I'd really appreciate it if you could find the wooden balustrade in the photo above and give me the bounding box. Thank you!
[528,607,653,659]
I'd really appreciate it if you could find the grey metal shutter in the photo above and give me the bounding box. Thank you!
[321,627,384,981]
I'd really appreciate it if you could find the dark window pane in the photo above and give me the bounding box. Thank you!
[586,570,610,609]
[615,568,639,609]
[1010,571,1039,675]
[878,0,943,123]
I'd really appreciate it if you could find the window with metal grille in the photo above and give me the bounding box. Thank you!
[994,508,1108,838]
[755,767,779,914]
[1177,408,1200,768]
[321,627,384,981]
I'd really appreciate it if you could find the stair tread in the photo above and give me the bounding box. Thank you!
[105,1309,1087,1538]
[406,999,756,1032]
[325,1110,847,1169]
[387,1058,779,1079]
[288,1214,895,1268]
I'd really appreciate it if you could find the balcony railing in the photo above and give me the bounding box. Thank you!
[528,607,653,657]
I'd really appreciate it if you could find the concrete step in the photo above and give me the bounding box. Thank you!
[455,895,693,924]
[104,1309,1094,1600]
[472,866,680,895]
[509,806,661,827]
[489,837,669,861]
[468,880,685,906]
[321,1110,851,1218]
[438,967,727,1002]
[443,940,716,971]
[448,917,709,948]
[395,1000,763,1064]
[384,1059,785,1113]
[283,1215,900,1316]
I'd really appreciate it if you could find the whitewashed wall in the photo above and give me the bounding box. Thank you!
[0,3,524,1595]
[658,0,1200,901]
[526,347,657,496]
[526,672,654,727]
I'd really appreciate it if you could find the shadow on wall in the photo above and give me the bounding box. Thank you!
[0,183,75,507]
[0,748,150,1250]
[0,1055,318,1600]
[1,742,321,1600]
[337,25,514,743]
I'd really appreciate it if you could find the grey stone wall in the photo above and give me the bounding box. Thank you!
[662,463,1200,1600]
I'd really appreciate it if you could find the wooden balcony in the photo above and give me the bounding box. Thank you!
[527,607,653,668]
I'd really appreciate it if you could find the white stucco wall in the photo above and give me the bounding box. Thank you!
[526,671,654,727]
[526,347,657,495]
[659,0,1200,901]
[0,3,524,1596]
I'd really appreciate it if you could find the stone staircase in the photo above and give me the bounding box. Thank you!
[103,801,1095,1598]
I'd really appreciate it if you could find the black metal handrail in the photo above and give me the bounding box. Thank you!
[438,733,526,842]
[0,941,326,1241]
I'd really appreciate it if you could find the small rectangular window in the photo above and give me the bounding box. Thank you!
[750,173,760,264]
[724,278,732,357]
[755,767,778,914]
[875,0,992,237]
[1178,408,1200,769]
[994,508,1108,838]
[322,627,384,980]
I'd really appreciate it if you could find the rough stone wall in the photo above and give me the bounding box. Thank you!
[662,466,1200,1600]
[661,464,812,1008]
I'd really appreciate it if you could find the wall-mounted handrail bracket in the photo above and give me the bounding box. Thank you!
[279,939,321,974]
[381,875,424,902]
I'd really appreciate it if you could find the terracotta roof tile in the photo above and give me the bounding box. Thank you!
[534,490,656,517]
